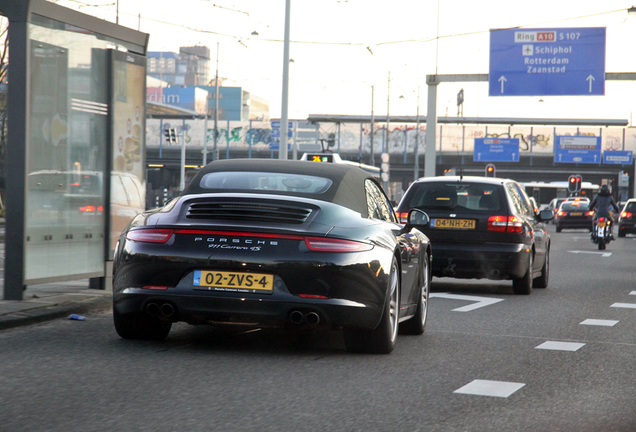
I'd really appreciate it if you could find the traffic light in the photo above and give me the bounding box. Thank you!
[485,164,496,177]
[380,153,390,182]
[568,175,577,193]
[568,174,582,193]
[164,128,177,144]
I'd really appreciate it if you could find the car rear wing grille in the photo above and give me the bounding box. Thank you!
[186,202,313,224]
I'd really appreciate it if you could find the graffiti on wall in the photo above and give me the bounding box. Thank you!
[145,119,635,155]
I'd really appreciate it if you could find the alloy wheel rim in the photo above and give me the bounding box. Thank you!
[389,265,399,342]
[421,258,429,325]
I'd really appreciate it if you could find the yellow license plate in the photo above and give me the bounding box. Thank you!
[570,212,582,216]
[431,218,475,229]
[193,270,274,293]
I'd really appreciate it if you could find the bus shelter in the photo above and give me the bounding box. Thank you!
[1,0,148,299]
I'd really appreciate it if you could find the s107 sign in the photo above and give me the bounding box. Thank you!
[489,28,606,96]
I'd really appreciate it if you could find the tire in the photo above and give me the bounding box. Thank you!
[400,252,430,335]
[344,257,400,354]
[618,230,626,238]
[598,239,605,250]
[533,247,549,289]
[556,226,562,233]
[512,253,533,295]
[113,306,172,341]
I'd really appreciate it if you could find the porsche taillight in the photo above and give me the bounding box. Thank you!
[126,229,174,243]
[487,216,523,233]
[305,237,374,252]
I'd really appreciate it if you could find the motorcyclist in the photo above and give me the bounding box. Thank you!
[589,184,620,239]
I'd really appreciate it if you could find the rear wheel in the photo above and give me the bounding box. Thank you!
[400,252,430,335]
[512,253,533,295]
[618,230,626,238]
[344,257,400,354]
[533,247,549,289]
[598,239,606,250]
[556,226,562,233]
[113,306,172,340]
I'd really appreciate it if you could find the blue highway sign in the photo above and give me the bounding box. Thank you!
[603,150,633,165]
[271,121,293,129]
[554,135,601,163]
[489,28,606,96]
[473,138,520,162]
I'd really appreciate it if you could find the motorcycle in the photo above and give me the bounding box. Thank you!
[591,216,613,250]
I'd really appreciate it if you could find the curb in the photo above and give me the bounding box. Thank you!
[0,295,112,331]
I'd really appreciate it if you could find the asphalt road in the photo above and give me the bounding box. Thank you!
[1,225,636,432]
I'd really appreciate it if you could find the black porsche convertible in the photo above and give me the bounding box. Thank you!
[112,158,431,354]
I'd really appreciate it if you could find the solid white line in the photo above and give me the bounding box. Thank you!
[580,319,619,326]
[611,303,636,309]
[535,341,585,351]
[630,291,636,296]
[454,380,525,398]
[429,293,504,312]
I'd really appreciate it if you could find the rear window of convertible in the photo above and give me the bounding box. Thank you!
[406,182,505,212]
[199,171,333,194]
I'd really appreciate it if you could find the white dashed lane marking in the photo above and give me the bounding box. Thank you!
[429,293,504,312]
[580,319,619,326]
[630,291,636,296]
[454,380,525,398]
[610,303,636,309]
[535,341,585,351]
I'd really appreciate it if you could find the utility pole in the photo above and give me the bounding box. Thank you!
[370,85,374,166]
[279,0,291,159]
[213,42,219,161]
[386,72,390,155]
[414,85,420,181]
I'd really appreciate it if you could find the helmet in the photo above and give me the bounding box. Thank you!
[600,184,610,194]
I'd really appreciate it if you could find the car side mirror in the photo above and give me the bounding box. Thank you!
[400,208,430,233]
[538,209,554,221]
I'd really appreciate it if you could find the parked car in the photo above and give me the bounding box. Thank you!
[396,176,552,295]
[112,159,432,354]
[555,201,594,232]
[618,199,636,237]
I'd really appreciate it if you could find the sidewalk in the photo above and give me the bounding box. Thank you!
[0,279,112,330]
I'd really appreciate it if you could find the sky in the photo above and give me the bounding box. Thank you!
[54,0,636,123]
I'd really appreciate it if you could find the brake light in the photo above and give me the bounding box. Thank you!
[598,217,605,222]
[305,237,374,252]
[586,211,594,216]
[396,212,409,224]
[622,211,632,218]
[126,229,174,243]
[557,211,565,217]
[487,216,523,233]
[79,205,104,212]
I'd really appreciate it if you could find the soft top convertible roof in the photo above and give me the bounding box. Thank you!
[181,159,377,217]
